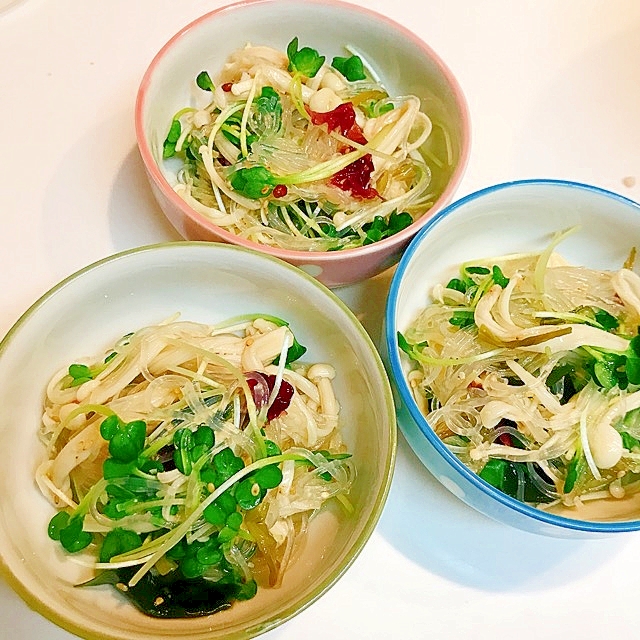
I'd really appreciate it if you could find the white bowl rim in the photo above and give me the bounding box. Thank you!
[0,240,398,638]
[385,177,640,533]
[134,0,471,261]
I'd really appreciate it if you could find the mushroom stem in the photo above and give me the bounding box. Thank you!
[307,364,338,416]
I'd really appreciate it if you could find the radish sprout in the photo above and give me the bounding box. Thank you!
[399,230,640,512]
[38,314,353,617]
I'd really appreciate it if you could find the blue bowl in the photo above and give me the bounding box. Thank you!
[384,179,640,537]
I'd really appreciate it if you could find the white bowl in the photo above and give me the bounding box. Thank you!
[135,0,470,287]
[0,242,396,639]
[385,179,640,538]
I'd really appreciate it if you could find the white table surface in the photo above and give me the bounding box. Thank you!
[1,1,640,638]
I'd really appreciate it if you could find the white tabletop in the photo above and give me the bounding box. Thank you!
[1,1,640,638]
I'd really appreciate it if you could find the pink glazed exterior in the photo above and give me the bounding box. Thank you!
[135,0,471,287]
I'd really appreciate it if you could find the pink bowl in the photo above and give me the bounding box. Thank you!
[135,0,470,287]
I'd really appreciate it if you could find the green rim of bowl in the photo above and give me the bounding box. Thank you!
[0,241,397,639]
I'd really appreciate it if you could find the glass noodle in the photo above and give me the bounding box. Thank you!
[399,229,640,514]
[162,38,450,250]
[37,314,354,617]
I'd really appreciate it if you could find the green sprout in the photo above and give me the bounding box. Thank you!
[230,166,277,199]
[331,54,366,81]
[47,511,92,553]
[195,70,214,91]
[563,450,586,494]
[235,464,283,510]
[362,211,413,245]
[68,363,94,387]
[99,528,143,563]
[449,310,476,328]
[255,86,282,117]
[287,37,325,77]
[100,415,146,463]
[173,425,216,475]
[163,119,182,158]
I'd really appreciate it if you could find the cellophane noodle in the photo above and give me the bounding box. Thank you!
[400,229,640,513]
[37,314,354,614]
[163,40,451,250]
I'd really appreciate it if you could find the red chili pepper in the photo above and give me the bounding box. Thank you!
[309,102,354,136]
[345,123,368,146]
[330,154,379,199]
[272,184,288,198]
[497,433,514,447]
[246,373,294,421]
[308,102,367,145]
[308,102,378,199]
[221,82,233,92]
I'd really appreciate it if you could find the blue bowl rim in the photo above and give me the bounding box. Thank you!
[386,178,640,533]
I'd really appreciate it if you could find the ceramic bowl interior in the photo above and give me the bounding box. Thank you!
[0,242,396,639]
[385,179,640,537]
[135,0,470,287]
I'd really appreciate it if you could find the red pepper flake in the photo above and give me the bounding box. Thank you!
[497,433,514,447]
[272,184,288,198]
[345,123,368,146]
[309,102,354,136]
[246,373,294,421]
[221,82,233,92]
[308,102,378,199]
[330,154,379,199]
[308,102,368,145]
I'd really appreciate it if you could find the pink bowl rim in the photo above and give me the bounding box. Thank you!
[135,0,471,264]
